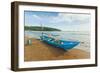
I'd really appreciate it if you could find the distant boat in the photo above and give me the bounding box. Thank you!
[40,33,80,51]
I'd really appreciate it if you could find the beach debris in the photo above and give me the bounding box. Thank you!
[25,39,32,45]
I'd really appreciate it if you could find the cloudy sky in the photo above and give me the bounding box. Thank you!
[24,11,91,31]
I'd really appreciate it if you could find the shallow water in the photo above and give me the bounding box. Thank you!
[25,31,90,52]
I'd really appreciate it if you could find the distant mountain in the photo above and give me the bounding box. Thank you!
[24,26,61,31]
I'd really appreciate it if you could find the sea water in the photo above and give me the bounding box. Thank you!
[25,31,90,52]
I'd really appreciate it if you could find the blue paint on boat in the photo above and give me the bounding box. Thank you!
[40,33,80,51]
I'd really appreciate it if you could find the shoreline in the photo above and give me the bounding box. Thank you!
[24,37,90,61]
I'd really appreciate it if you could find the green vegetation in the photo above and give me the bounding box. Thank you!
[24,26,61,31]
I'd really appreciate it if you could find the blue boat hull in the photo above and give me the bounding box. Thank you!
[40,36,79,51]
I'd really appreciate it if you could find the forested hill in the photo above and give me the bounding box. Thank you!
[25,26,61,31]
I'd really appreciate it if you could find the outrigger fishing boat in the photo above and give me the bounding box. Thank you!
[40,33,80,51]
[40,24,80,51]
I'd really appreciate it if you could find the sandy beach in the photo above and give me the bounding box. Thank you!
[24,37,90,61]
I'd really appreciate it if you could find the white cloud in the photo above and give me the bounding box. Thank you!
[32,15,41,20]
[50,13,91,25]
[47,13,91,31]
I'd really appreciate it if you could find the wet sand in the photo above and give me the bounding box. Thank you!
[24,38,90,61]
